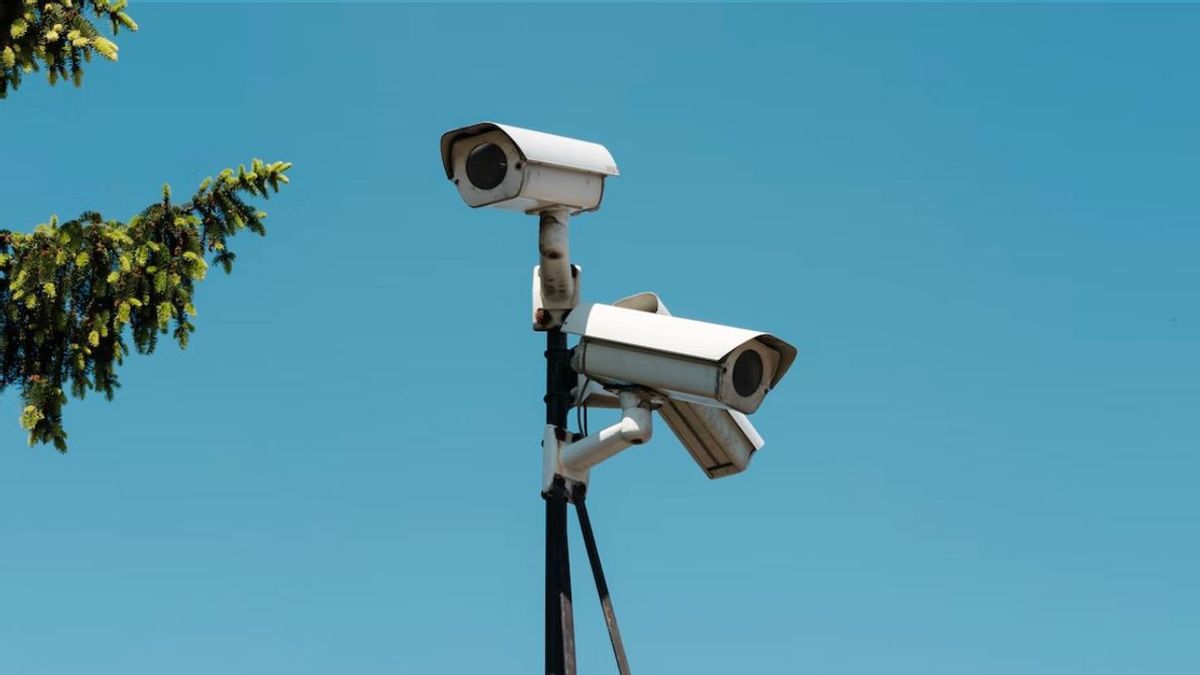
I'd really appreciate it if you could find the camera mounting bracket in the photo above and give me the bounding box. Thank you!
[542,390,654,493]
[532,264,581,331]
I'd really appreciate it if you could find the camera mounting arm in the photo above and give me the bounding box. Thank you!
[542,390,653,493]
[532,207,581,330]
[538,207,574,307]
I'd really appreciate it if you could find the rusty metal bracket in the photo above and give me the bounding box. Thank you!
[533,264,581,331]
[533,206,581,331]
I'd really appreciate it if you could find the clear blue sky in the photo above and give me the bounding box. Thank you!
[2,3,1198,674]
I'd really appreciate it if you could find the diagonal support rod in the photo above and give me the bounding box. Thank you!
[572,484,633,675]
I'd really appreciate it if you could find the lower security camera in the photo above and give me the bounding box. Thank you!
[574,293,776,478]
[562,302,796,415]
[577,377,765,479]
[658,399,764,478]
[440,122,619,215]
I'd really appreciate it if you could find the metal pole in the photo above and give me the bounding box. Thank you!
[573,484,633,675]
[546,480,574,675]
[557,488,576,675]
[546,484,563,675]
[545,329,577,675]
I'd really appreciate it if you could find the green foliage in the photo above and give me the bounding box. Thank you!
[0,0,136,97]
[0,160,292,450]
[1,2,295,452]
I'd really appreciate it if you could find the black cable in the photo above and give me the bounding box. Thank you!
[575,377,593,438]
[576,392,584,438]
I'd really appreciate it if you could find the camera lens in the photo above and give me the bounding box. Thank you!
[465,142,508,190]
[732,350,764,397]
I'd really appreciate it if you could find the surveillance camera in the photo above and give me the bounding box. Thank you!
[575,293,772,479]
[562,302,796,416]
[659,400,764,478]
[440,122,619,215]
[577,375,765,479]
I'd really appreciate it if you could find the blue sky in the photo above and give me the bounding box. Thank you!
[2,3,1198,674]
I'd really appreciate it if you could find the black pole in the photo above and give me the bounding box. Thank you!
[545,484,563,675]
[573,484,633,675]
[545,477,575,675]
[545,329,577,675]
[557,489,576,675]
[545,329,575,426]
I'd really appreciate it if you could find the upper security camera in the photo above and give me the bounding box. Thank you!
[561,302,796,415]
[440,122,619,214]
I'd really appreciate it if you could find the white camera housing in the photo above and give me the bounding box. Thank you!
[562,302,796,416]
[440,122,619,215]
[576,293,772,479]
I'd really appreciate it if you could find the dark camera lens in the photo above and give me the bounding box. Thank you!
[732,350,764,397]
[465,142,508,190]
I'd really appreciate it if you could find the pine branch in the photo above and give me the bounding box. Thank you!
[0,159,292,450]
[1,0,137,98]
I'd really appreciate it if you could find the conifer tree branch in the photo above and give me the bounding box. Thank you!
[0,160,293,450]
[1,0,137,97]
